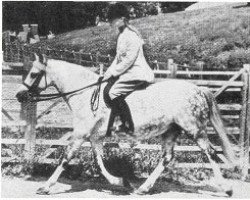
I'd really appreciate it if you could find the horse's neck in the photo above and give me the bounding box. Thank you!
[47,60,98,93]
[46,60,107,120]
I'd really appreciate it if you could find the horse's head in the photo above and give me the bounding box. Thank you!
[16,53,52,103]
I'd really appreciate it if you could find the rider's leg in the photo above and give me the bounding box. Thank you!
[103,78,118,136]
[135,124,179,194]
[108,80,148,132]
[110,96,134,133]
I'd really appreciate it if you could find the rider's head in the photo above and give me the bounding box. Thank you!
[107,3,142,39]
[107,3,130,31]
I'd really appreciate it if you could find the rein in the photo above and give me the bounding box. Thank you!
[90,77,104,114]
[29,77,107,102]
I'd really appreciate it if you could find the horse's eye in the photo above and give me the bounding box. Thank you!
[30,72,39,79]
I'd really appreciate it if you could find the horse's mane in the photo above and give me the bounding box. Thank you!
[34,52,98,80]
[48,59,99,80]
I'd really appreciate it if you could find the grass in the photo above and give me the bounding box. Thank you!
[32,4,250,70]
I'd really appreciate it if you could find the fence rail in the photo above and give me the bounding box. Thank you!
[2,43,250,178]
[1,139,245,152]
[3,157,249,169]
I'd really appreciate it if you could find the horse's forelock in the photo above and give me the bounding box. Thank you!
[38,53,44,64]
[30,53,36,62]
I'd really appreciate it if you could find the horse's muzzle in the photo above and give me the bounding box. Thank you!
[16,90,34,103]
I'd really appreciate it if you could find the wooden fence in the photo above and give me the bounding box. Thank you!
[2,43,250,178]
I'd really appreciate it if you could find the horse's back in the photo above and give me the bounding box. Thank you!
[128,79,199,104]
[126,79,206,127]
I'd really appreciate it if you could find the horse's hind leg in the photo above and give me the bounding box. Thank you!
[36,131,86,195]
[195,132,233,197]
[135,124,179,194]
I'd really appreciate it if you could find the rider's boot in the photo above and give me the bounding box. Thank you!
[112,97,134,135]
[106,107,116,137]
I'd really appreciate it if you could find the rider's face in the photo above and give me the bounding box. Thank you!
[110,17,125,33]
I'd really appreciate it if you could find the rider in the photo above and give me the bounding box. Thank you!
[103,3,155,133]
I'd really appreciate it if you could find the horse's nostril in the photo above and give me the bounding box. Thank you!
[16,90,30,103]
[16,92,23,102]
[16,92,22,100]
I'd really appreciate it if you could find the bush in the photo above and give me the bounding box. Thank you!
[227,48,250,70]
[161,2,195,13]
[31,5,250,70]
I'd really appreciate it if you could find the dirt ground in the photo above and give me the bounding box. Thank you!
[1,176,250,198]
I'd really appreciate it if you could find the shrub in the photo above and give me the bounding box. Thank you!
[30,5,250,70]
[227,48,250,70]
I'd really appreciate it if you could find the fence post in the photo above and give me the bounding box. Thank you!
[3,43,7,62]
[17,43,21,62]
[197,61,204,80]
[89,53,94,67]
[245,64,250,179]
[60,50,63,60]
[100,63,104,76]
[96,51,100,67]
[21,56,37,161]
[154,60,159,70]
[168,59,177,78]
[72,50,76,63]
[183,63,191,78]
[239,64,250,180]
[107,54,111,64]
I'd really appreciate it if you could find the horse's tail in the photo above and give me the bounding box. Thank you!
[202,88,236,164]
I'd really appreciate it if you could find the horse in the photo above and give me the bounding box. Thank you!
[16,53,236,196]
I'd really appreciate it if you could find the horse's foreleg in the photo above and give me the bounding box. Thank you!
[36,158,67,195]
[90,118,125,186]
[135,129,177,195]
[36,132,86,195]
[91,140,125,186]
[196,134,233,197]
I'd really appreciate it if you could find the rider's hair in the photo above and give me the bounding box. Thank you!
[123,18,143,42]
[107,3,129,22]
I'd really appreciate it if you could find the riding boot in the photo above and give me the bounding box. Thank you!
[106,107,117,137]
[112,97,134,135]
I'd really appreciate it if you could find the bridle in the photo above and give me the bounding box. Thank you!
[23,69,47,95]
[23,62,107,105]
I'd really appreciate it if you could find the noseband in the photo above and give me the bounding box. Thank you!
[23,69,47,94]
[25,69,107,102]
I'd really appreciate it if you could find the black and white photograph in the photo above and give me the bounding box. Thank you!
[1,1,250,198]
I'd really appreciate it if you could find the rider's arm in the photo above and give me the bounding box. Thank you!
[106,55,117,74]
[108,32,140,77]
[103,55,117,80]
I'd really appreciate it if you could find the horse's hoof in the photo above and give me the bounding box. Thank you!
[123,179,132,189]
[133,188,148,195]
[226,190,233,197]
[36,187,50,195]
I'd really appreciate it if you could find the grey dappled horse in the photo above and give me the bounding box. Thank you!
[16,54,236,196]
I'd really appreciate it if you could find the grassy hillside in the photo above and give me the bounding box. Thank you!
[34,4,250,70]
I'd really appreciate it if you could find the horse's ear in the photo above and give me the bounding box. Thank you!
[42,54,48,65]
[38,53,44,64]
[33,53,39,61]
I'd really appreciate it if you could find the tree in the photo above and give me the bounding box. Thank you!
[2,2,109,35]
[161,2,195,13]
